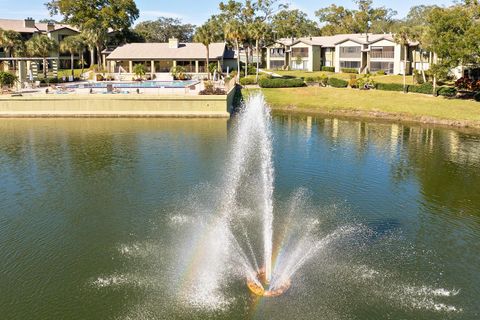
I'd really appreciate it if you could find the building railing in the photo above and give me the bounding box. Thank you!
[339,52,361,59]
[291,52,309,58]
[270,53,285,58]
[370,51,395,59]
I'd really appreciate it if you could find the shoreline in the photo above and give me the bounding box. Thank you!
[252,87,480,132]
[270,106,480,132]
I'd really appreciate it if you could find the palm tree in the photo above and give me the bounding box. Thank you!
[82,29,107,68]
[394,27,411,94]
[26,34,58,78]
[249,20,268,83]
[60,35,85,77]
[194,23,216,80]
[224,20,244,80]
[81,31,98,68]
[0,29,24,57]
[0,29,25,71]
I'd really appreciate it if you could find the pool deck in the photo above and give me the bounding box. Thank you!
[0,81,237,118]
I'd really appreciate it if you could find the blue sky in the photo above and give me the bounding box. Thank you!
[0,0,455,25]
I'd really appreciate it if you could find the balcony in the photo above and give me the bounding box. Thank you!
[340,52,361,59]
[269,49,285,58]
[291,49,309,58]
[370,51,395,59]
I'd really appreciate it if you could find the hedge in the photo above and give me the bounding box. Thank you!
[474,92,480,102]
[305,76,316,83]
[258,78,305,88]
[240,77,256,86]
[376,83,405,92]
[341,68,358,74]
[437,86,457,97]
[328,77,348,88]
[408,83,433,94]
[321,66,335,72]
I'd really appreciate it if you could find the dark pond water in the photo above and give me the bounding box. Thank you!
[0,116,479,319]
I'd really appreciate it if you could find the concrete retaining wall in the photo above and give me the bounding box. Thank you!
[0,85,237,118]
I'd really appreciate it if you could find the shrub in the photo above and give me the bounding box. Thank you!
[408,83,433,94]
[170,66,190,80]
[376,82,404,92]
[316,74,329,87]
[258,78,305,88]
[455,77,480,91]
[200,81,226,95]
[348,75,358,88]
[376,70,386,76]
[239,77,256,86]
[242,64,257,76]
[259,74,272,81]
[229,70,238,79]
[413,70,426,84]
[321,66,335,72]
[133,64,146,79]
[341,68,358,74]
[474,92,480,102]
[357,74,375,89]
[305,76,316,83]
[0,71,18,89]
[437,86,457,97]
[327,77,348,88]
[208,62,219,74]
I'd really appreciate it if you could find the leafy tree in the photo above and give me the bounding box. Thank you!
[134,17,195,42]
[46,0,139,65]
[254,0,288,21]
[315,0,397,35]
[271,9,319,39]
[194,22,217,79]
[425,4,480,94]
[107,28,145,45]
[60,35,85,77]
[25,34,58,78]
[404,5,437,27]
[402,6,438,83]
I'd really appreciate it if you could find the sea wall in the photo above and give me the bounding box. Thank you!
[0,85,236,118]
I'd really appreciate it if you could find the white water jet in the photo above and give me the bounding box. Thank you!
[221,93,274,283]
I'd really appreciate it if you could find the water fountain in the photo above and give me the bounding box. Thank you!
[214,93,354,298]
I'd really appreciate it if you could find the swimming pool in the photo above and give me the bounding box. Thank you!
[69,80,199,89]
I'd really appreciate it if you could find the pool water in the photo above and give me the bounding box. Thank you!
[69,80,199,89]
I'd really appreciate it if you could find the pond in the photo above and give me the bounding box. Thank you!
[0,114,479,320]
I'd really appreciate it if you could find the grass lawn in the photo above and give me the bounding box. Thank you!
[248,86,480,124]
[268,70,415,85]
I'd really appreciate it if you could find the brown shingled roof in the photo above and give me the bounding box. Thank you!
[0,18,78,34]
[106,42,228,60]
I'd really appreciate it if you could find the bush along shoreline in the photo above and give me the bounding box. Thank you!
[243,72,478,101]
